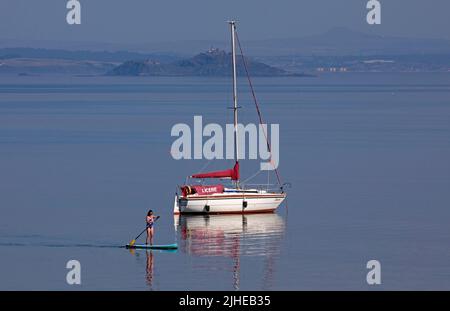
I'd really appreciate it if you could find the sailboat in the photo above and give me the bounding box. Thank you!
[173,21,287,214]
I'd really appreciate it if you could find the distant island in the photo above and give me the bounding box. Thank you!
[107,48,304,77]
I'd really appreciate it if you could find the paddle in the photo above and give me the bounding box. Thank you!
[129,216,160,247]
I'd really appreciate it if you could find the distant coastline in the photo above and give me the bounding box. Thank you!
[1,28,450,76]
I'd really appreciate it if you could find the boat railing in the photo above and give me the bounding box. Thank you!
[182,178,288,193]
[239,183,285,193]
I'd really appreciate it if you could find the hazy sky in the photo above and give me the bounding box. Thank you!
[1,0,450,44]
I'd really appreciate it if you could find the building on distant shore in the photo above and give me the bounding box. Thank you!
[316,67,347,72]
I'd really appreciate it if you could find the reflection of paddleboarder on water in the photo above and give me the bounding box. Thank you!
[146,250,154,288]
[146,210,160,245]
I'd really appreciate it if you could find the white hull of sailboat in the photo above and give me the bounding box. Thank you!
[173,192,286,214]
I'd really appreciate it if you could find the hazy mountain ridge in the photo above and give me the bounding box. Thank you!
[0,47,180,63]
[242,27,450,56]
[0,58,116,75]
[0,47,181,75]
[3,28,450,56]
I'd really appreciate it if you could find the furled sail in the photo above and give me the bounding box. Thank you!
[191,162,240,180]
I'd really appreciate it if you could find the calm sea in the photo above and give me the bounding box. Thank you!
[0,73,449,290]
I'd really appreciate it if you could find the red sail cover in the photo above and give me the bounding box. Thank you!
[191,162,240,180]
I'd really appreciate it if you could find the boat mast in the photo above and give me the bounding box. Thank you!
[229,20,239,187]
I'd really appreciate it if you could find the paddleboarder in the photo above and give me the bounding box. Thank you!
[146,210,160,245]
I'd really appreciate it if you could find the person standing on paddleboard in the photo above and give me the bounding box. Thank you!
[146,210,159,245]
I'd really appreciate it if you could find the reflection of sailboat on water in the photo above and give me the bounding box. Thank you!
[175,213,285,256]
[175,213,285,289]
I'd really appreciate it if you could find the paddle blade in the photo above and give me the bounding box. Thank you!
[129,239,136,247]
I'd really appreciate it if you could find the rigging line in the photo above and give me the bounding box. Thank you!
[235,31,283,186]
[241,169,262,184]
[197,159,213,174]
